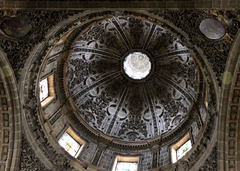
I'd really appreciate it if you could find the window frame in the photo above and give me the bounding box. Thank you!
[176,139,192,160]
[39,78,49,102]
[112,156,139,171]
[171,133,192,163]
[39,74,55,106]
[58,127,85,158]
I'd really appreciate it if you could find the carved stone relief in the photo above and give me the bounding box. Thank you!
[14,9,229,171]
[198,145,217,171]
[224,65,240,170]
[20,136,50,171]
[148,10,240,86]
[0,76,10,170]
[66,16,199,142]
[0,10,80,79]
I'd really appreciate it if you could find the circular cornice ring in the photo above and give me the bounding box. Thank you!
[18,9,219,171]
[58,11,206,149]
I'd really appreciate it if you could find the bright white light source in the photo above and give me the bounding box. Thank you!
[123,52,151,80]
[58,132,81,158]
[39,78,49,102]
[177,140,192,160]
[115,162,138,171]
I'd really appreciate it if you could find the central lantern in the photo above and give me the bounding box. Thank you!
[66,16,198,142]
[123,52,152,80]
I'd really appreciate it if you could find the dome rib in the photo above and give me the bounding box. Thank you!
[65,16,199,142]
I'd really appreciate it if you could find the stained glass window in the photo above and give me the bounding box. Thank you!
[58,132,81,157]
[115,162,138,171]
[39,78,49,102]
[177,140,192,160]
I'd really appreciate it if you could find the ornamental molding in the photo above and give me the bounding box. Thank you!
[14,9,234,170]
[20,136,50,171]
[55,10,216,149]
[0,10,81,80]
[198,145,217,171]
[65,15,199,142]
[147,10,240,87]
[0,48,21,171]
[218,29,240,171]
[222,57,240,170]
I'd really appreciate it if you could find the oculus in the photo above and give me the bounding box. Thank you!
[199,18,226,40]
[123,52,151,80]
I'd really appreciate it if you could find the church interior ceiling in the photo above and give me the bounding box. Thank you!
[0,8,239,171]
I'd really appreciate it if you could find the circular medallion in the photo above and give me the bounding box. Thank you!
[199,18,226,40]
[123,52,151,80]
[1,17,32,38]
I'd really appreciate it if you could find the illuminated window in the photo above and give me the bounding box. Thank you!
[39,78,49,101]
[39,74,55,106]
[176,140,192,160]
[112,156,139,171]
[115,162,138,171]
[58,132,81,158]
[58,128,85,158]
[171,133,192,163]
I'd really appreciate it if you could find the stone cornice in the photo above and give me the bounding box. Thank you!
[0,1,239,10]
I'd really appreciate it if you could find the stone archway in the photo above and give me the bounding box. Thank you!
[0,48,21,170]
[218,30,240,171]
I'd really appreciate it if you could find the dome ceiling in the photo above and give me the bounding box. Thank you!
[66,16,198,142]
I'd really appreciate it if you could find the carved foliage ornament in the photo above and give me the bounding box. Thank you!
[0,10,80,79]
[18,10,219,171]
[66,16,199,142]
[149,10,240,86]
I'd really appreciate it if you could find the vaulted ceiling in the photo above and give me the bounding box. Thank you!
[0,3,239,171]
